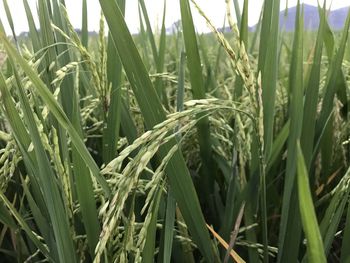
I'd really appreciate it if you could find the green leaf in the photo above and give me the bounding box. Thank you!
[296,142,327,263]
[180,0,215,213]
[317,10,350,142]
[158,190,176,263]
[0,202,16,229]
[0,31,110,196]
[3,64,76,262]
[267,120,290,172]
[81,0,88,48]
[340,193,350,263]
[259,0,280,158]
[232,0,242,28]
[22,0,41,52]
[240,0,248,47]
[0,191,53,261]
[99,0,218,261]
[278,2,304,262]
[300,4,326,170]
[2,0,18,48]
[142,185,164,263]
[318,167,350,255]
[102,0,125,163]
[138,0,159,64]
[71,80,100,256]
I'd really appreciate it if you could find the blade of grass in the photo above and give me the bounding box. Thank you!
[120,98,138,143]
[157,189,176,263]
[278,2,304,262]
[21,176,51,251]
[240,0,248,47]
[296,142,327,263]
[22,0,41,52]
[219,150,240,238]
[102,0,125,163]
[138,0,159,64]
[340,194,350,263]
[198,35,216,93]
[53,1,77,118]
[213,19,225,80]
[206,224,245,263]
[224,203,245,263]
[2,0,18,49]
[267,120,290,172]
[0,192,53,261]
[52,3,103,256]
[157,50,185,262]
[0,73,50,230]
[81,0,88,48]
[300,3,326,171]
[99,1,218,261]
[180,0,216,217]
[139,0,168,103]
[0,201,16,229]
[156,0,169,107]
[322,6,335,60]
[51,3,79,193]
[37,0,57,90]
[71,73,100,256]
[142,185,164,263]
[137,4,151,70]
[259,0,280,158]
[179,0,205,101]
[318,167,350,255]
[232,0,241,28]
[233,0,248,99]
[322,196,348,255]
[176,50,186,113]
[250,5,280,250]
[8,63,76,262]
[316,10,350,144]
[0,30,110,196]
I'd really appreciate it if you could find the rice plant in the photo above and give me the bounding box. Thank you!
[0,0,349,262]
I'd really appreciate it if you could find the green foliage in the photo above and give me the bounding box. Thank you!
[0,0,349,262]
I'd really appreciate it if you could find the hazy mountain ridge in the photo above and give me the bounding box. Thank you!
[279,4,349,31]
[216,4,350,32]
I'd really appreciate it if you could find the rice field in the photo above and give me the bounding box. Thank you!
[0,0,349,262]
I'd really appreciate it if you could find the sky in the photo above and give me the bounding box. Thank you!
[0,0,349,35]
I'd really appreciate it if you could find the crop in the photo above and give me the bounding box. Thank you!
[0,0,349,262]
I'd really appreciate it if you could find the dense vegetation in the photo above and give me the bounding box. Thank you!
[0,0,349,262]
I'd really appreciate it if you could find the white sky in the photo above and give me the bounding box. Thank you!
[0,0,349,35]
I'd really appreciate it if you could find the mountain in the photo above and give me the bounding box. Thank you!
[280,4,319,31]
[164,4,349,34]
[328,7,350,30]
[247,4,349,32]
[279,4,349,31]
